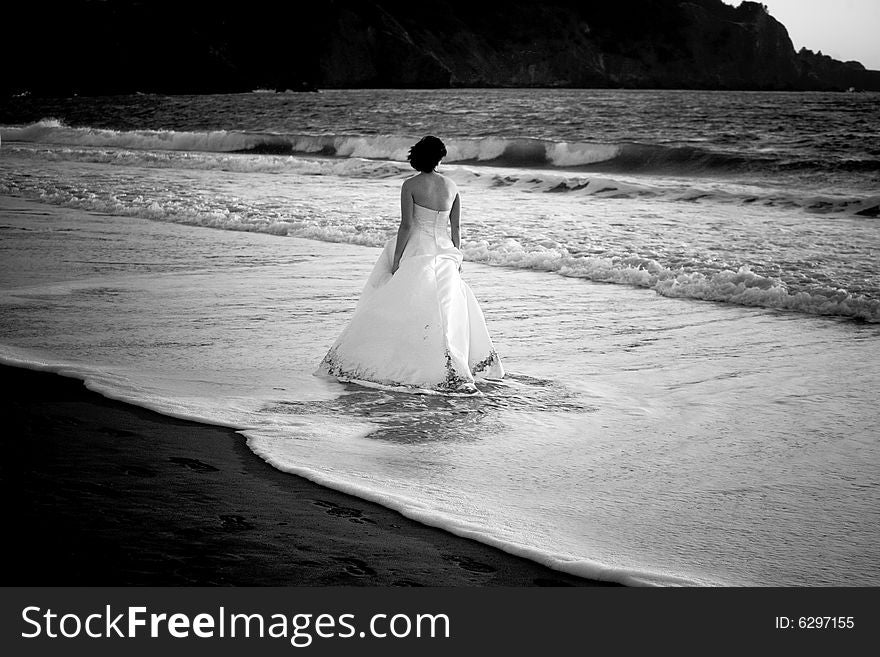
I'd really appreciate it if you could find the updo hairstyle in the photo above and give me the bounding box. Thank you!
[407,135,447,173]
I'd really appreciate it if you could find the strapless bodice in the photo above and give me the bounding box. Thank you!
[412,202,453,244]
[413,202,451,223]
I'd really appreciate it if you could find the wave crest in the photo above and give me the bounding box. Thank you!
[6,139,878,217]
[11,119,878,177]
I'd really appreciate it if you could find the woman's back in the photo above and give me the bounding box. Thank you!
[405,172,458,212]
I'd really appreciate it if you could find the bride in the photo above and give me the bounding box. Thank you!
[315,135,504,394]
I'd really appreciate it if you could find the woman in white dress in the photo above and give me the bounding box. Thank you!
[315,136,504,394]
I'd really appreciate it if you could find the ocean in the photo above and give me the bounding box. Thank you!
[1,88,878,586]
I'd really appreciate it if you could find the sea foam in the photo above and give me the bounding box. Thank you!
[3,169,877,322]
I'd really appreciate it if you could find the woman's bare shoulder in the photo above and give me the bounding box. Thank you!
[436,173,459,195]
[400,176,418,198]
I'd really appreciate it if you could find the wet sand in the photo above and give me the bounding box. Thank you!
[2,364,610,586]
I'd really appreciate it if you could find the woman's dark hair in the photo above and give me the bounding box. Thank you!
[407,135,447,173]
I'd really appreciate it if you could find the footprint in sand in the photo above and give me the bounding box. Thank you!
[312,500,377,525]
[169,457,219,472]
[99,427,138,438]
[218,514,253,531]
[339,557,377,578]
[442,554,497,574]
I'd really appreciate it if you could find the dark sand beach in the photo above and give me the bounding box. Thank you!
[2,364,607,587]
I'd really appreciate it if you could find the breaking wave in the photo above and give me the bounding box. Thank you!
[4,137,878,217]
[6,119,880,177]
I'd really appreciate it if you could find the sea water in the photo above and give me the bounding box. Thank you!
[1,89,878,586]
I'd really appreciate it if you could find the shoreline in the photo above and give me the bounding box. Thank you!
[2,363,611,587]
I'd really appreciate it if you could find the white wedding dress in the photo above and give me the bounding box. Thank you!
[316,202,504,394]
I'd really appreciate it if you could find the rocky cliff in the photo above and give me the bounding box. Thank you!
[4,0,879,95]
